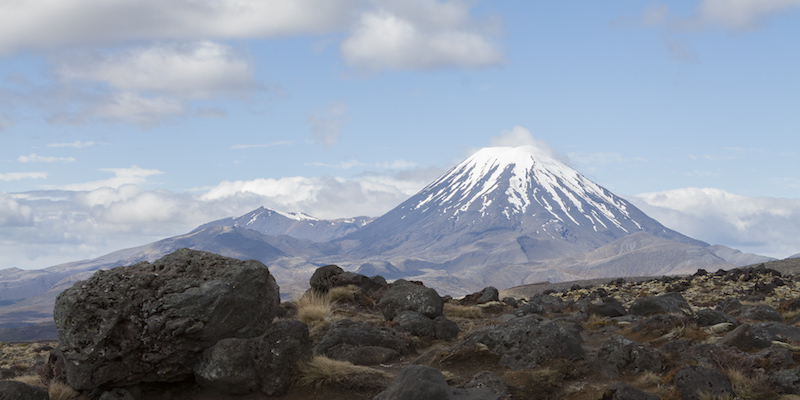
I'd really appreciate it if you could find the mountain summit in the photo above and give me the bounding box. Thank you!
[344,146,704,263]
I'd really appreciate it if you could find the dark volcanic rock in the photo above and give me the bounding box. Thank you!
[53,248,281,390]
[464,370,511,399]
[588,298,627,318]
[459,314,584,370]
[373,365,500,400]
[194,320,311,396]
[393,311,459,341]
[739,304,785,322]
[694,308,736,327]
[309,264,344,293]
[314,319,410,365]
[0,380,49,400]
[723,322,800,351]
[194,337,259,395]
[378,279,444,320]
[594,335,663,378]
[332,271,386,295]
[629,292,692,316]
[459,287,500,306]
[674,366,733,400]
[770,367,800,394]
[601,382,659,400]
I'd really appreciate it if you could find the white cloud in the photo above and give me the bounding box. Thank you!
[699,0,800,29]
[0,167,442,269]
[341,0,502,70]
[0,194,32,226]
[0,0,359,53]
[630,187,800,258]
[47,141,96,148]
[308,102,349,146]
[56,166,164,191]
[84,92,187,127]
[487,126,559,161]
[17,154,76,163]
[0,172,48,181]
[231,141,294,150]
[58,41,257,99]
[634,0,800,31]
[309,160,366,169]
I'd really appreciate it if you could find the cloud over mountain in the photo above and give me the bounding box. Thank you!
[630,187,800,258]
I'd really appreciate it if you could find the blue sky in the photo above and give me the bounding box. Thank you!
[1,0,799,270]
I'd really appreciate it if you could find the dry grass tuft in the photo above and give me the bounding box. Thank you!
[632,370,664,389]
[696,391,733,400]
[443,303,483,319]
[328,285,374,308]
[296,291,331,324]
[296,356,391,389]
[584,314,613,330]
[48,381,80,400]
[10,374,46,388]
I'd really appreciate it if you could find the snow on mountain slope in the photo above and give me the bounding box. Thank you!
[198,206,373,242]
[344,146,705,259]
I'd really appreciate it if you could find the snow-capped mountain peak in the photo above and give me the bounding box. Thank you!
[410,146,638,232]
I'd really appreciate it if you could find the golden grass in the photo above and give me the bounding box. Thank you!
[583,314,613,330]
[296,291,331,324]
[443,303,483,319]
[328,285,361,303]
[48,381,80,400]
[696,391,733,400]
[632,370,664,389]
[295,356,391,389]
[10,374,46,388]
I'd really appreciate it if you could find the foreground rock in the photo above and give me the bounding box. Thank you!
[53,249,281,390]
[458,313,584,370]
[194,320,311,396]
[373,365,500,400]
[377,279,444,320]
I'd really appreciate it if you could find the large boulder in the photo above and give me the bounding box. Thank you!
[53,249,281,390]
[458,314,584,370]
[373,365,500,400]
[393,311,460,341]
[194,320,311,396]
[378,280,444,321]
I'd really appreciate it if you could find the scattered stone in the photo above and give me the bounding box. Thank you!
[770,367,800,394]
[99,388,135,400]
[694,308,736,327]
[464,370,511,399]
[601,382,659,400]
[0,380,49,400]
[501,297,518,307]
[459,287,500,306]
[373,365,500,400]
[739,304,785,322]
[594,335,663,378]
[331,271,386,296]
[674,366,734,400]
[587,298,627,318]
[53,249,281,390]
[314,319,410,365]
[459,314,584,370]
[434,315,460,341]
[715,298,742,314]
[309,264,344,293]
[378,279,444,320]
[629,292,692,316]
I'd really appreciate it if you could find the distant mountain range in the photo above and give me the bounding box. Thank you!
[0,146,776,330]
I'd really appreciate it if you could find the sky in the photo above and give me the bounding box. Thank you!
[1,0,799,271]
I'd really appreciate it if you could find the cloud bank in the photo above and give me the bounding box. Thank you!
[630,187,800,258]
[0,0,503,128]
[0,167,444,270]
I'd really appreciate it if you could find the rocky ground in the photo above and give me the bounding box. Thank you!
[4,251,800,399]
